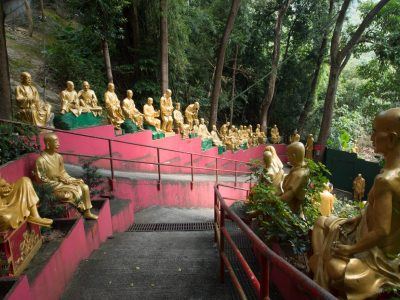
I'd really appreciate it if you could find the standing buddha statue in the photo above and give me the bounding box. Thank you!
[104,83,125,129]
[305,134,314,159]
[160,89,174,133]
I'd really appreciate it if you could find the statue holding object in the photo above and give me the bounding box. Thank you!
[143,98,161,131]
[185,102,199,130]
[35,133,98,220]
[77,81,103,117]
[15,72,53,127]
[309,108,400,300]
[122,90,144,129]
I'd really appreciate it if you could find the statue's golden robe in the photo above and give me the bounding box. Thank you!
[35,152,92,211]
[0,177,39,231]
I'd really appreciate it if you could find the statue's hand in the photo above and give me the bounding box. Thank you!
[332,243,354,257]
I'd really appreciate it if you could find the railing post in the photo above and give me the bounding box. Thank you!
[157,148,161,190]
[219,196,225,283]
[234,162,237,187]
[215,158,218,183]
[190,153,194,190]
[214,188,217,242]
[108,140,114,191]
[260,255,270,300]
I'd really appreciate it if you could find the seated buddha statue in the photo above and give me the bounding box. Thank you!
[60,81,88,117]
[160,89,174,133]
[122,90,144,129]
[15,72,52,127]
[210,125,223,147]
[77,81,103,117]
[173,102,189,137]
[192,118,200,136]
[247,125,254,147]
[309,108,400,300]
[143,97,161,131]
[270,124,281,144]
[198,118,212,141]
[104,83,125,129]
[34,133,98,220]
[185,102,199,130]
[0,176,53,231]
[278,142,310,215]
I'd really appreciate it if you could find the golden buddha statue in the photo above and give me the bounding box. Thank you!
[270,124,281,144]
[15,72,52,127]
[0,176,53,231]
[309,108,400,300]
[160,89,174,133]
[185,102,200,130]
[247,125,254,147]
[122,90,144,129]
[289,129,300,144]
[305,134,314,159]
[352,173,365,201]
[263,145,284,190]
[211,125,223,147]
[219,122,229,139]
[173,102,189,137]
[60,81,88,117]
[143,97,161,131]
[279,142,309,215]
[34,133,98,220]
[318,183,335,217]
[77,81,103,117]
[198,118,212,141]
[192,118,200,135]
[104,83,125,129]
[256,124,266,144]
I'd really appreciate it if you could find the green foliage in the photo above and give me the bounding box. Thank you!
[47,25,107,98]
[246,158,331,254]
[0,123,39,165]
[332,196,362,219]
[80,157,104,197]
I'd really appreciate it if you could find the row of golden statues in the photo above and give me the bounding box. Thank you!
[260,108,400,299]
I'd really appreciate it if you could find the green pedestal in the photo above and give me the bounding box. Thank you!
[240,142,248,150]
[218,145,226,154]
[143,124,164,140]
[189,133,198,139]
[121,119,139,134]
[54,112,103,130]
[201,139,213,151]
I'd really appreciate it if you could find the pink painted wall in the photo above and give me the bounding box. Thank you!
[4,276,32,300]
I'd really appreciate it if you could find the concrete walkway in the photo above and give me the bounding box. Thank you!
[62,207,234,300]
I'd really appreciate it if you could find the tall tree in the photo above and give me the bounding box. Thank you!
[317,0,391,146]
[0,1,11,120]
[160,0,168,92]
[298,0,334,134]
[67,0,129,84]
[24,0,33,37]
[260,0,292,131]
[209,0,240,128]
[229,44,239,124]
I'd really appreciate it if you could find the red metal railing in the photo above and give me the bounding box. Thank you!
[214,184,336,300]
[0,119,253,189]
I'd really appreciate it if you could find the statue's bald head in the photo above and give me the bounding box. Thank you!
[374,108,400,134]
[263,150,273,168]
[43,133,60,152]
[21,72,32,84]
[287,142,305,166]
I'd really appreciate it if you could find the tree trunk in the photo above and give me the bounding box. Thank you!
[0,1,12,120]
[102,39,113,83]
[298,0,333,134]
[24,0,33,37]
[317,0,390,146]
[209,0,241,128]
[260,0,291,132]
[130,3,140,76]
[39,0,45,20]
[229,44,239,124]
[160,0,168,93]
